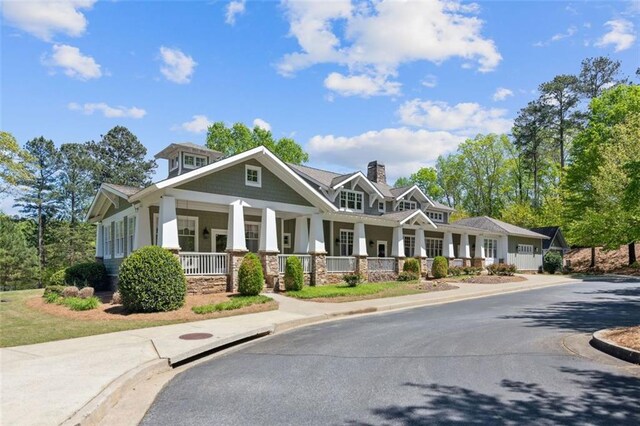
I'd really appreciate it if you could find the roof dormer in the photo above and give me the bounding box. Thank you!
[155,142,223,178]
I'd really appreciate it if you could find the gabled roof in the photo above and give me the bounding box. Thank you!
[102,183,142,197]
[155,142,222,160]
[453,216,549,239]
[381,209,437,227]
[85,183,139,222]
[430,200,456,212]
[288,163,343,188]
[530,226,569,249]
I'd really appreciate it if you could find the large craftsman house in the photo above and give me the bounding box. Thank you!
[86,143,549,292]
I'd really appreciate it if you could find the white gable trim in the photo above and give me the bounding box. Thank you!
[85,185,130,222]
[331,172,385,199]
[399,210,437,229]
[395,185,435,207]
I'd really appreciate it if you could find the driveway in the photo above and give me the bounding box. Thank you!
[142,277,640,425]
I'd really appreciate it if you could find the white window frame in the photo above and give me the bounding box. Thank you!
[339,229,354,256]
[170,156,179,171]
[397,200,417,212]
[518,244,533,254]
[183,154,207,170]
[177,216,199,252]
[283,232,291,249]
[127,216,135,254]
[404,235,415,257]
[103,223,112,259]
[245,221,260,252]
[378,201,385,213]
[484,238,498,259]
[339,189,364,213]
[376,240,387,257]
[425,238,443,258]
[211,229,227,253]
[114,220,125,258]
[195,156,207,168]
[152,213,199,251]
[245,165,262,187]
[427,211,444,222]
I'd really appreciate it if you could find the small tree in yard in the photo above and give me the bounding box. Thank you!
[284,256,304,291]
[432,256,449,279]
[544,251,563,274]
[238,253,264,296]
[118,246,186,312]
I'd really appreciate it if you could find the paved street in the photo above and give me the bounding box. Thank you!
[142,278,640,425]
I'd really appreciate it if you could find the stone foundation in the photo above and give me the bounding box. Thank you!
[368,271,398,282]
[311,253,327,286]
[418,257,428,277]
[472,258,485,268]
[355,256,368,277]
[462,258,471,267]
[260,251,279,288]
[396,257,406,273]
[227,250,249,292]
[187,275,228,295]
[324,272,346,284]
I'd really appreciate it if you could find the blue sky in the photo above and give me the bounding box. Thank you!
[1,0,638,213]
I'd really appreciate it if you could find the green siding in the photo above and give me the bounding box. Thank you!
[176,159,313,206]
[508,236,543,254]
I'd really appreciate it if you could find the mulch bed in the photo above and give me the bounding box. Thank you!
[459,275,528,284]
[603,326,640,351]
[26,292,278,321]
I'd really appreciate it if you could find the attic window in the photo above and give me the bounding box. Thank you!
[184,154,207,169]
[245,165,262,187]
[170,156,179,171]
[397,200,417,211]
[378,201,385,213]
[427,211,444,222]
[339,189,363,212]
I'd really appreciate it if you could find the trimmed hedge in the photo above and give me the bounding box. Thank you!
[65,262,108,290]
[238,253,264,296]
[118,246,187,312]
[284,256,304,291]
[403,258,421,275]
[543,251,563,274]
[432,256,448,279]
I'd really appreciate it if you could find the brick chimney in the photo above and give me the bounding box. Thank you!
[367,161,386,184]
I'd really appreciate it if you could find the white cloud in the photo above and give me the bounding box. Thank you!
[307,127,464,180]
[421,74,438,88]
[159,46,197,84]
[595,19,636,52]
[534,26,577,47]
[324,72,401,97]
[492,87,514,101]
[173,115,212,133]
[42,44,101,80]
[252,118,271,131]
[278,0,501,96]
[225,0,246,25]
[1,0,95,41]
[68,102,146,119]
[397,99,513,135]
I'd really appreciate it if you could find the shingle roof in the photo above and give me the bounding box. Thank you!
[288,163,343,187]
[453,216,549,238]
[330,172,358,187]
[103,183,142,197]
[380,209,420,221]
[431,200,456,212]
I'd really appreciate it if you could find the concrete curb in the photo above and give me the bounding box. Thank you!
[61,359,170,426]
[69,278,578,425]
[591,329,640,365]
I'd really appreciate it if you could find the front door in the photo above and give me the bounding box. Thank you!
[212,231,227,253]
[377,241,387,257]
[484,238,497,265]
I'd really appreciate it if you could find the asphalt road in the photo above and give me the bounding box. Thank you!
[142,278,640,425]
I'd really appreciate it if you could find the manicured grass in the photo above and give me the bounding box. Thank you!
[0,289,190,347]
[192,295,272,314]
[285,281,425,301]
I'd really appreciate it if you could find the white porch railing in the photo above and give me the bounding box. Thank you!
[179,252,227,275]
[451,258,463,267]
[327,256,356,273]
[278,254,312,274]
[367,257,396,271]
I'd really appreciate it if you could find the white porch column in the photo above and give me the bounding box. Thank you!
[460,233,471,259]
[443,231,454,258]
[159,196,180,250]
[353,222,367,256]
[259,207,279,252]
[414,228,426,257]
[95,222,103,257]
[294,216,309,253]
[308,213,326,254]
[391,227,405,257]
[499,235,509,261]
[226,201,247,251]
[475,235,485,258]
[133,204,151,250]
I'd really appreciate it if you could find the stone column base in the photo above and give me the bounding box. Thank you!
[311,253,327,286]
[417,257,427,277]
[355,256,368,279]
[471,258,485,268]
[227,250,248,292]
[396,257,406,273]
[259,251,279,288]
[462,258,471,267]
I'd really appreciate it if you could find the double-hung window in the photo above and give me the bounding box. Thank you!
[339,230,354,256]
[517,244,533,254]
[177,217,198,251]
[425,238,443,258]
[397,200,417,211]
[127,217,136,254]
[484,239,498,258]
[103,224,112,259]
[404,235,415,257]
[339,190,363,212]
[114,220,125,258]
[378,202,385,213]
[245,223,260,252]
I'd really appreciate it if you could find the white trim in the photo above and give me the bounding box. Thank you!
[517,244,534,254]
[245,164,262,188]
[183,153,207,170]
[114,219,125,258]
[177,215,199,252]
[210,229,227,253]
[170,155,179,171]
[396,200,417,211]
[152,213,199,251]
[398,210,437,229]
[283,232,291,249]
[245,221,261,252]
[338,189,364,213]
[331,172,385,199]
[127,216,136,254]
[376,240,388,257]
[394,185,435,207]
[426,211,444,222]
[103,223,112,259]
[339,228,354,256]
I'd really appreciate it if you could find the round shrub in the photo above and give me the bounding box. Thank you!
[49,269,67,286]
[65,262,108,290]
[62,286,80,298]
[43,285,65,298]
[118,246,187,313]
[237,253,264,296]
[78,286,95,299]
[544,251,563,274]
[432,256,448,279]
[284,256,304,291]
[403,258,421,275]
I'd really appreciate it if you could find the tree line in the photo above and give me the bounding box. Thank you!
[394,57,639,266]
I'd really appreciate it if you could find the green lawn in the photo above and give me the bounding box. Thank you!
[192,295,272,314]
[284,281,427,302]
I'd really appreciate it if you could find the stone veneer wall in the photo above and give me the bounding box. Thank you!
[367,271,398,282]
[325,273,345,284]
[187,276,228,294]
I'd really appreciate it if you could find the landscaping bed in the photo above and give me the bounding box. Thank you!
[459,275,528,284]
[284,281,457,302]
[1,289,277,347]
[602,326,640,351]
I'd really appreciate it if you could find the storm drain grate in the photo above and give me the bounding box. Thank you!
[179,333,213,340]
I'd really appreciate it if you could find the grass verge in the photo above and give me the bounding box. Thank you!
[192,295,272,314]
[284,281,445,302]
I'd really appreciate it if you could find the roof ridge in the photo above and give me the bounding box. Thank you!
[289,162,343,176]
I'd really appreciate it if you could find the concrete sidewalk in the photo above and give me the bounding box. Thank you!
[0,274,580,426]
